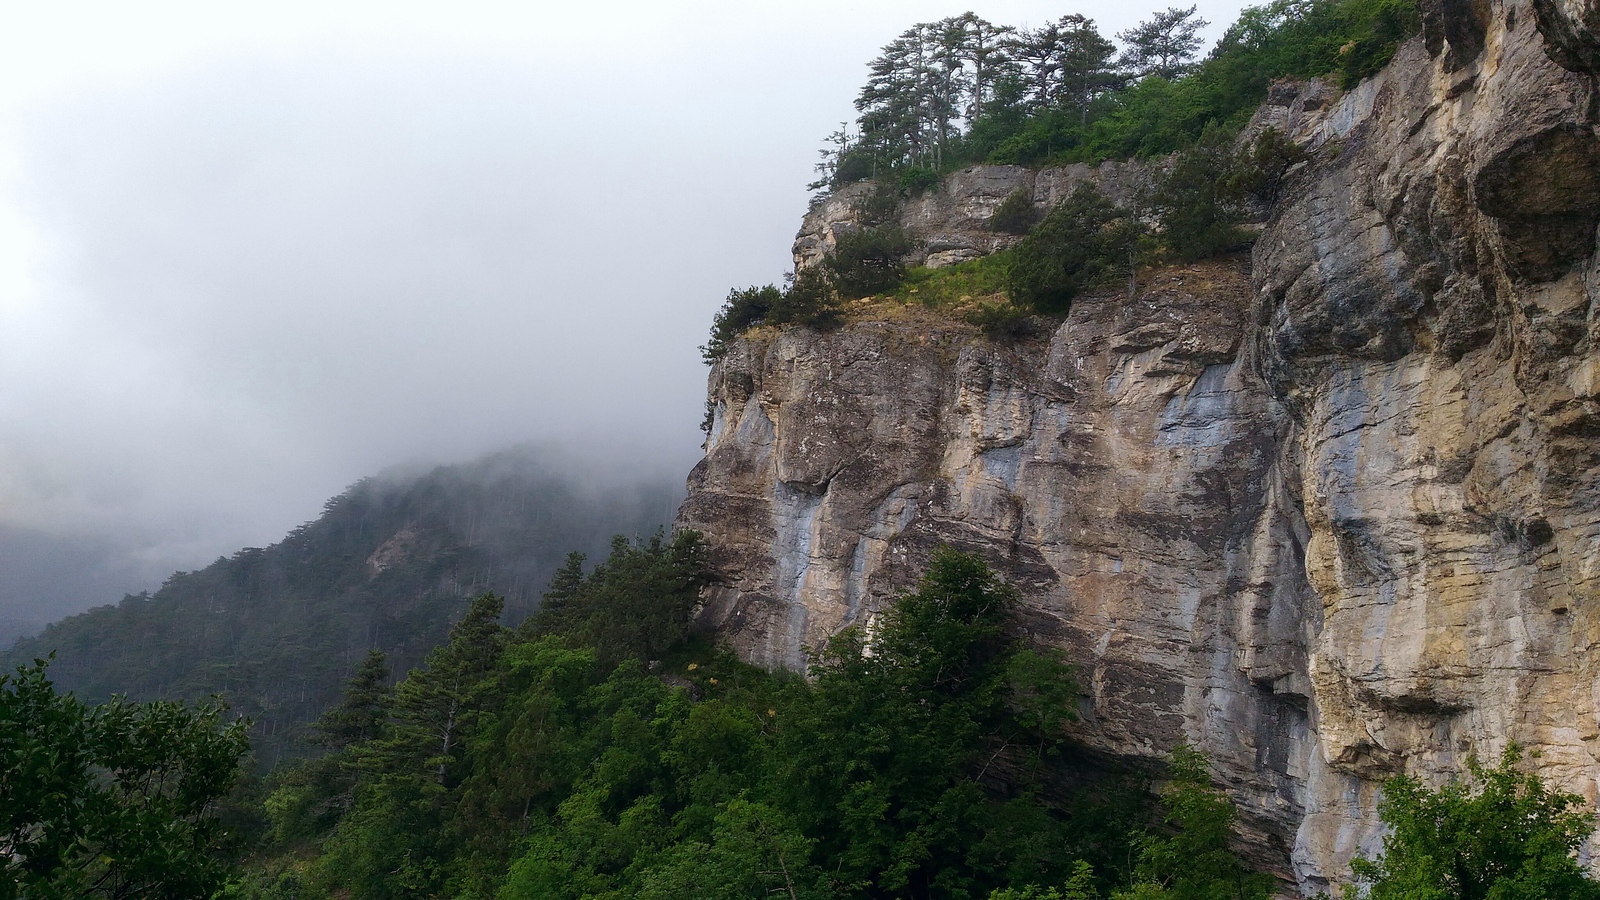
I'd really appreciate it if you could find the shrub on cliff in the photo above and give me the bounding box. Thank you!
[1149,124,1307,261]
[701,284,781,362]
[1007,184,1142,314]
[990,188,1040,234]
[700,273,845,363]
[770,267,842,330]
[851,181,904,227]
[1148,124,1249,261]
[823,225,914,298]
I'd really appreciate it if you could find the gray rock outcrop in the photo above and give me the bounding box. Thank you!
[680,3,1600,893]
[792,160,1156,271]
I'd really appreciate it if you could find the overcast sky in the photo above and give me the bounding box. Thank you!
[0,0,1250,632]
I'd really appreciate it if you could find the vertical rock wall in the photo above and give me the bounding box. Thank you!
[678,2,1600,892]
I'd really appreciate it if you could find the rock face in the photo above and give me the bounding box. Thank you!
[792,160,1156,271]
[679,3,1600,893]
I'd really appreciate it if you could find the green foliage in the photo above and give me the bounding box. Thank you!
[1008,185,1142,314]
[0,448,680,766]
[852,181,904,227]
[773,267,845,330]
[1074,0,1418,163]
[1223,125,1307,206]
[527,531,716,666]
[896,166,942,195]
[991,189,1040,234]
[894,252,1013,308]
[241,543,1193,900]
[701,284,783,362]
[1113,745,1274,900]
[308,594,511,899]
[1,657,249,899]
[1149,123,1308,261]
[967,302,1041,341]
[1117,6,1209,81]
[824,226,915,299]
[1149,124,1248,261]
[785,549,1084,897]
[991,861,1101,899]
[1346,745,1600,900]
[313,649,391,751]
[818,0,1418,185]
[701,271,845,363]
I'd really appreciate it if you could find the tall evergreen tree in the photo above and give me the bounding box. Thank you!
[942,13,1015,121]
[1117,6,1209,80]
[1010,15,1118,113]
[313,649,392,751]
[387,593,507,785]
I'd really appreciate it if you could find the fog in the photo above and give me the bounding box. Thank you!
[0,0,1248,637]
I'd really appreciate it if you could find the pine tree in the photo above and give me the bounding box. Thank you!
[313,649,392,750]
[1117,6,1209,81]
[388,593,507,784]
[1010,15,1118,113]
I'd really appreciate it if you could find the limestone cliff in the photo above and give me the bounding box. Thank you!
[678,2,1600,893]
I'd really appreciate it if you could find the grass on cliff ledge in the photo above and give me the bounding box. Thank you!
[837,252,1026,332]
[834,253,1250,342]
[889,252,1013,310]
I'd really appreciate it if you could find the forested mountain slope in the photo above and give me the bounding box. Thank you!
[3,447,680,765]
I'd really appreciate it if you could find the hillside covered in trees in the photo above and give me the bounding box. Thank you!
[1,446,681,766]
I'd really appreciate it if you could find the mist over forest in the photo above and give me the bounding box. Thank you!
[0,3,1249,648]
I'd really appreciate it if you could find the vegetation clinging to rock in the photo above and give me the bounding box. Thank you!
[1007,184,1143,314]
[817,0,1418,182]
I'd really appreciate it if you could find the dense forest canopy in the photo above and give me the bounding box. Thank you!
[1,446,681,767]
[10,545,1595,899]
[817,0,1419,183]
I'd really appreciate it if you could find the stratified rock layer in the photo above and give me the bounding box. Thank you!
[680,4,1600,893]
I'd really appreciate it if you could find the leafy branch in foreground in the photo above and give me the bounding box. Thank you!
[1347,745,1600,900]
[2,657,249,899]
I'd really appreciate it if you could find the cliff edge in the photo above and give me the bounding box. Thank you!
[679,1,1600,892]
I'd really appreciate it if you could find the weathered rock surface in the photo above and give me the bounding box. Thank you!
[681,3,1600,893]
[792,160,1156,271]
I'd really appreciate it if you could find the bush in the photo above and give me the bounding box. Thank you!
[896,165,942,195]
[1347,745,1600,900]
[701,285,782,362]
[769,267,842,330]
[851,181,903,227]
[1150,124,1250,261]
[1151,123,1308,261]
[700,273,846,363]
[1007,185,1142,314]
[1224,125,1306,207]
[990,188,1040,235]
[966,302,1041,340]
[824,226,914,298]
[833,146,876,184]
